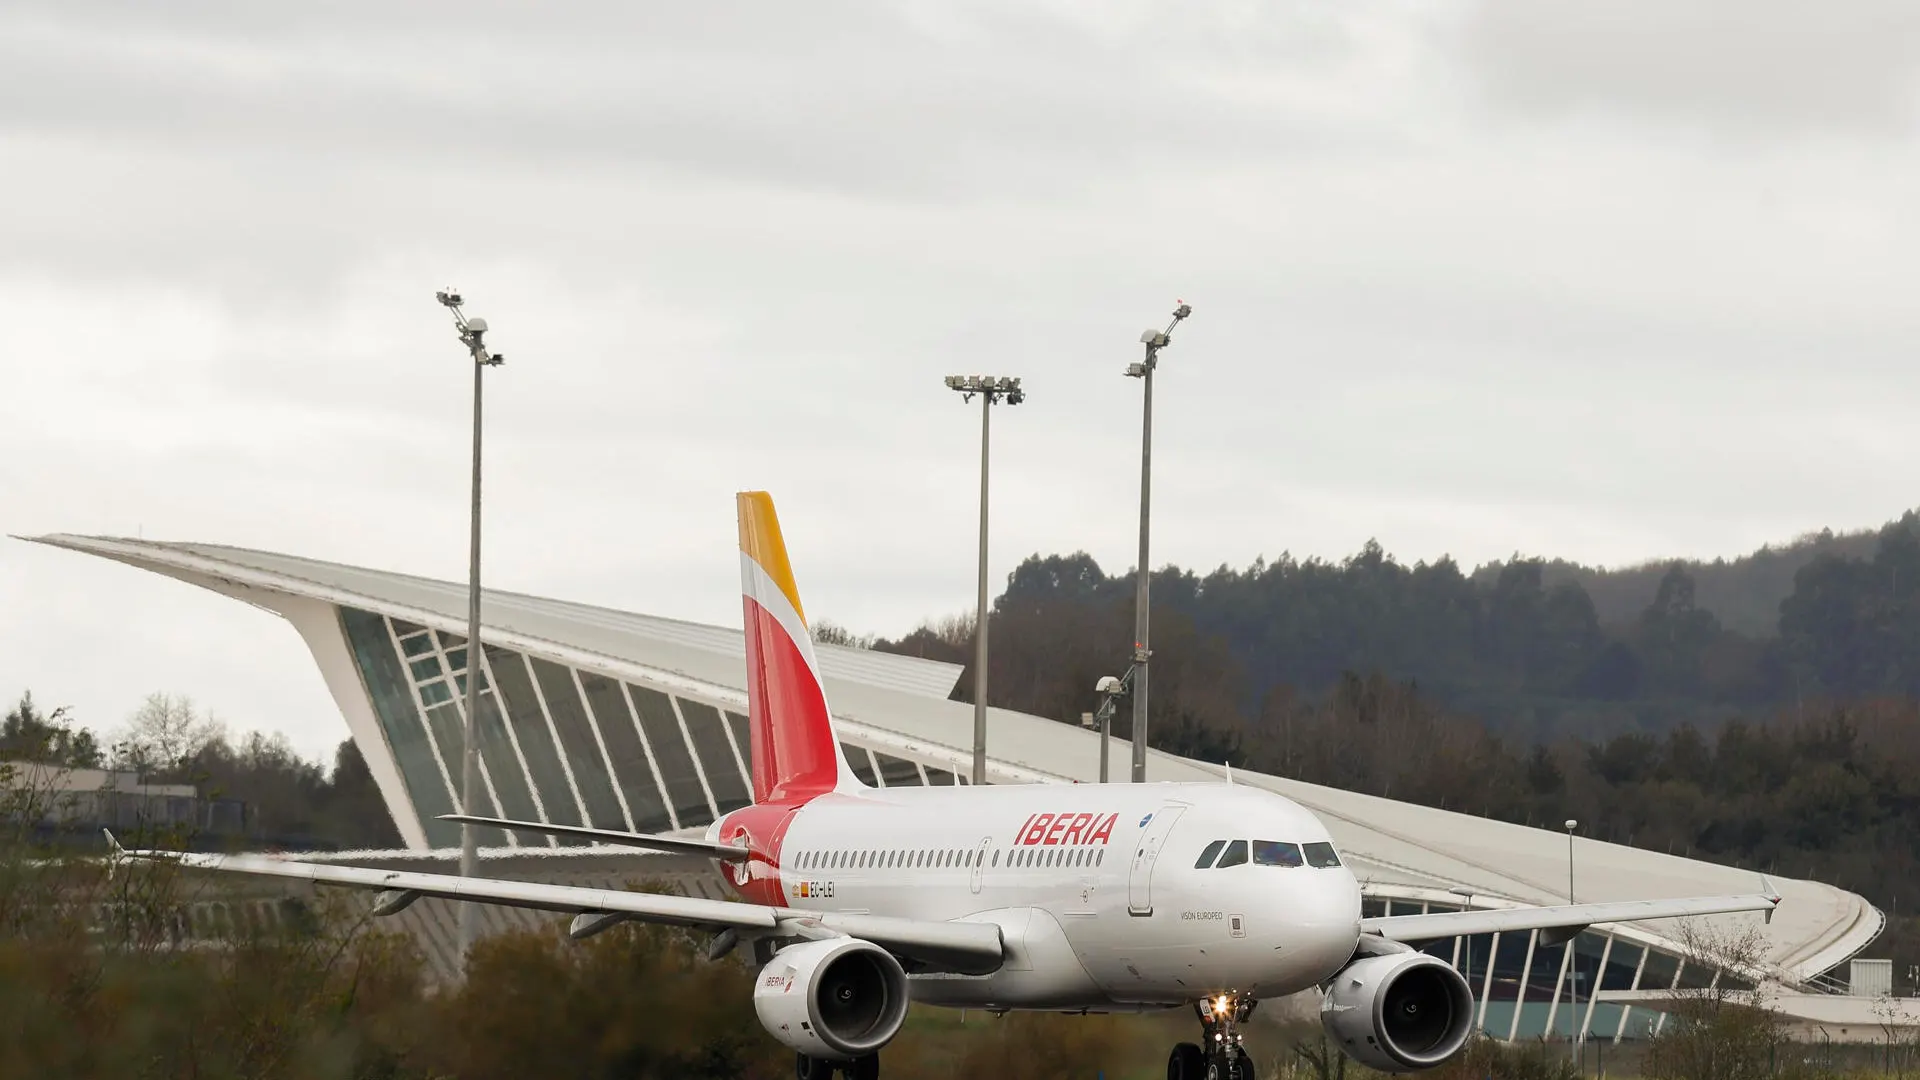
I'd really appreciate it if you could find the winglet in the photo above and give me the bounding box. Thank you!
[103,829,124,879]
[1760,875,1782,923]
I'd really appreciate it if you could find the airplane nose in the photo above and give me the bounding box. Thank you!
[1292,871,1364,978]
[1296,867,1362,925]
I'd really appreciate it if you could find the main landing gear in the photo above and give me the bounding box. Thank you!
[1168,993,1256,1080]
[796,1052,879,1080]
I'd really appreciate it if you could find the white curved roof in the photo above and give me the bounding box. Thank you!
[25,534,962,700]
[21,532,1884,986]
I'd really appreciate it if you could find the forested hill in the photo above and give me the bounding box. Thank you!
[860,507,1920,746]
[1478,512,1916,637]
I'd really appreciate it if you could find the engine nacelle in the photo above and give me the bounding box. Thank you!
[753,938,910,1061]
[1321,951,1474,1073]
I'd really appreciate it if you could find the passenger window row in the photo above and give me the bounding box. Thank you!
[1005,847,1105,869]
[1194,839,1342,870]
[792,846,1108,871]
[797,848,977,871]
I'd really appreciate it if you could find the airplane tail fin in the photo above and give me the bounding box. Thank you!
[736,492,863,803]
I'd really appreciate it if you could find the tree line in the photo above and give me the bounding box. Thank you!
[1495,518,1900,638]
[867,509,1920,745]
[4,690,399,851]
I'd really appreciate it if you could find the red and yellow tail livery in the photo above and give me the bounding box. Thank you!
[736,491,862,804]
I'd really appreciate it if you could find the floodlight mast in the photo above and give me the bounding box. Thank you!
[1565,818,1581,1063]
[1124,302,1192,783]
[943,374,1025,785]
[436,288,505,966]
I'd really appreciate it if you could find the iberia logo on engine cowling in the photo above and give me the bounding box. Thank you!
[1012,812,1119,846]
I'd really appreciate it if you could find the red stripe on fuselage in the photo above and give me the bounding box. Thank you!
[741,596,841,804]
[717,800,806,908]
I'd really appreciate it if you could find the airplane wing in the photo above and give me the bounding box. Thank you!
[107,834,1002,976]
[438,813,750,860]
[1362,891,1782,945]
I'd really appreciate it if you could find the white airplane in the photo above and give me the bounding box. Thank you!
[112,491,1783,1080]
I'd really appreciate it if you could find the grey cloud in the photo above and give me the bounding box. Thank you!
[1460,0,1920,132]
[0,0,1430,315]
[1,1,1398,205]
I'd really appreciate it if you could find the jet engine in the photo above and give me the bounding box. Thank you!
[1320,951,1474,1073]
[752,938,910,1060]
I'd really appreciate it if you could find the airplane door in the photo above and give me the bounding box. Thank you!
[971,837,992,895]
[1127,804,1188,916]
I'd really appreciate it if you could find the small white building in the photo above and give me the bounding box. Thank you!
[2,760,202,830]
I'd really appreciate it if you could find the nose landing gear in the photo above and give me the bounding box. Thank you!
[1168,994,1257,1080]
[795,1053,879,1080]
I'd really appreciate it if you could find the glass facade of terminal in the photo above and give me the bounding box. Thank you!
[339,608,967,851]
[1362,895,1750,1042]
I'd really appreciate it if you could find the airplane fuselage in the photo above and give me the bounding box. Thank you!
[711,781,1363,1011]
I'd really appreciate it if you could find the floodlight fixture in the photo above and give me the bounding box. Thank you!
[438,288,504,368]
[1087,667,1136,782]
[944,374,1024,405]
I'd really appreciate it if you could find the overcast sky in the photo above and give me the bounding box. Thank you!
[4,1,1919,763]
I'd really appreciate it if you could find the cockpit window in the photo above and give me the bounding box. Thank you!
[1303,841,1342,868]
[1194,839,1227,869]
[1252,841,1304,868]
[1215,839,1249,868]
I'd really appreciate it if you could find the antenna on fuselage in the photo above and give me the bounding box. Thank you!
[1224,761,1233,785]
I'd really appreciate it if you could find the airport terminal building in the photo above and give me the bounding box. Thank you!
[29,533,1915,1041]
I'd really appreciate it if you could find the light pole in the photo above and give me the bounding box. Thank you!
[1091,673,1131,783]
[1449,887,1477,1029]
[944,374,1024,785]
[437,288,505,962]
[1124,302,1192,783]
[1564,818,1580,1065]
